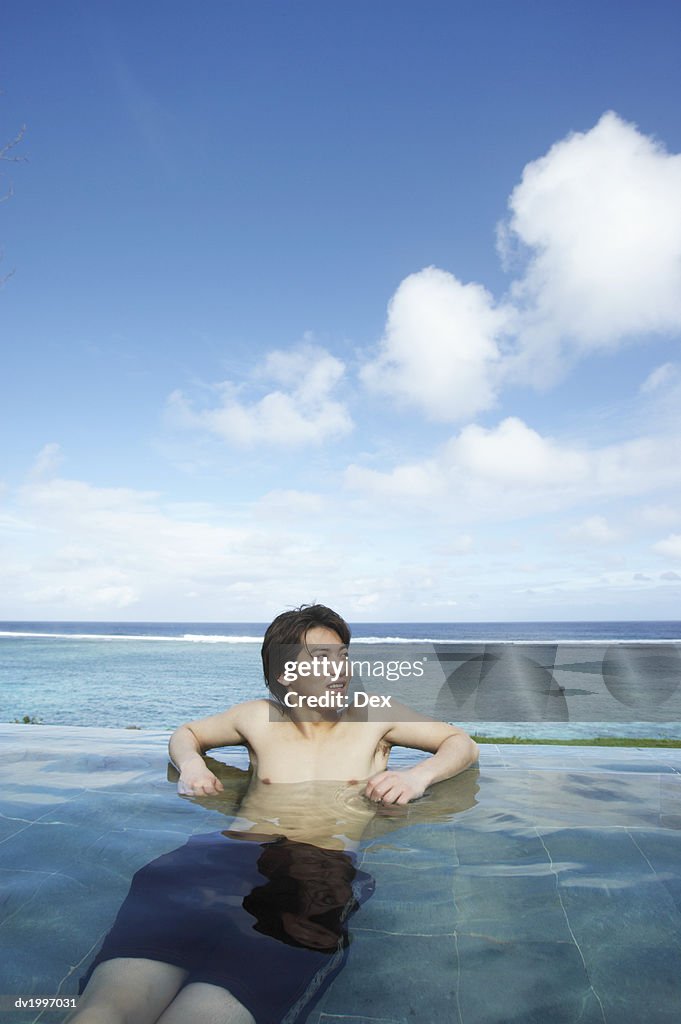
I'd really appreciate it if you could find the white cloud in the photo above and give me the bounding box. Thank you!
[361,113,681,414]
[565,515,620,544]
[3,448,679,620]
[29,442,64,478]
[444,417,587,486]
[168,344,353,447]
[0,464,350,615]
[500,111,681,384]
[256,489,326,518]
[641,362,680,393]
[438,534,474,555]
[653,533,681,559]
[24,577,139,609]
[660,570,681,581]
[344,457,443,502]
[345,416,681,519]
[640,503,680,527]
[360,267,511,421]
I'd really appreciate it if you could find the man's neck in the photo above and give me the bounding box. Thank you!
[289,712,345,738]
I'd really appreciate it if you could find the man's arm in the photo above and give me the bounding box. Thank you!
[168,703,250,796]
[364,709,479,805]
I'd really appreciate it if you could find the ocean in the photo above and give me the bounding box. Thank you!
[1,620,680,737]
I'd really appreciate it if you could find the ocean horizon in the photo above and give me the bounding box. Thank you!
[2,618,681,642]
[2,620,680,739]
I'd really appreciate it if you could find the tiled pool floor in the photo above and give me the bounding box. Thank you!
[1,725,680,1024]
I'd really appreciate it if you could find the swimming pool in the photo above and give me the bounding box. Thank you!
[1,724,680,1023]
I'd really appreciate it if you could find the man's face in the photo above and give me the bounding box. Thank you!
[280,625,350,700]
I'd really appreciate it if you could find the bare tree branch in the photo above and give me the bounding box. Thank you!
[0,123,27,162]
[1,113,26,283]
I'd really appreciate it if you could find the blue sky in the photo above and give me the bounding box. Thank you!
[2,0,681,621]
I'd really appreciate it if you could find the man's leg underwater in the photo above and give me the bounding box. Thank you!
[63,957,188,1024]
[155,982,255,1024]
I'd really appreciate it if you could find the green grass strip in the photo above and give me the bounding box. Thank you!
[471,735,681,748]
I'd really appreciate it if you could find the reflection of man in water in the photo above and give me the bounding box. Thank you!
[74,827,375,1024]
[68,604,479,1024]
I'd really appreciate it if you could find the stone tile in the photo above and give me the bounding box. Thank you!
[452,871,571,943]
[453,821,548,865]
[314,931,460,1023]
[354,898,457,938]
[526,770,669,828]
[454,934,604,1024]
[625,829,681,915]
[358,837,447,869]
[659,775,681,829]
[351,855,458,936]
[315,1016,407,1024]
[538,829,681,1022]
[576,759,679,774]
[0,812,34,844]
[582,938,681,1023]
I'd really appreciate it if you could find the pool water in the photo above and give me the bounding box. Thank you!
[1,725,680,1023]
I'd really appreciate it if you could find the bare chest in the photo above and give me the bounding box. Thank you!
[244,719,391,783]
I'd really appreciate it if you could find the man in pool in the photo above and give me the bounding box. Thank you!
[68,604,478,1024]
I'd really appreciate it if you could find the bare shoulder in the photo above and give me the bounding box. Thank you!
[233,698,281,730]
[378,699,476,753]
[182,698,273,750]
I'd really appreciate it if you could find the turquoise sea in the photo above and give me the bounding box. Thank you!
[1,620,680,738]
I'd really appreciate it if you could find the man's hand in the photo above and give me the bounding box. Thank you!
[364,767,427,805]
[178,764,224,796]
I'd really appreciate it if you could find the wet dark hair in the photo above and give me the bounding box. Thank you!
[242,838,357,952]
[261,603,351,707]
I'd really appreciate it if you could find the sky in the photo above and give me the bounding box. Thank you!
[2,0,681,622]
